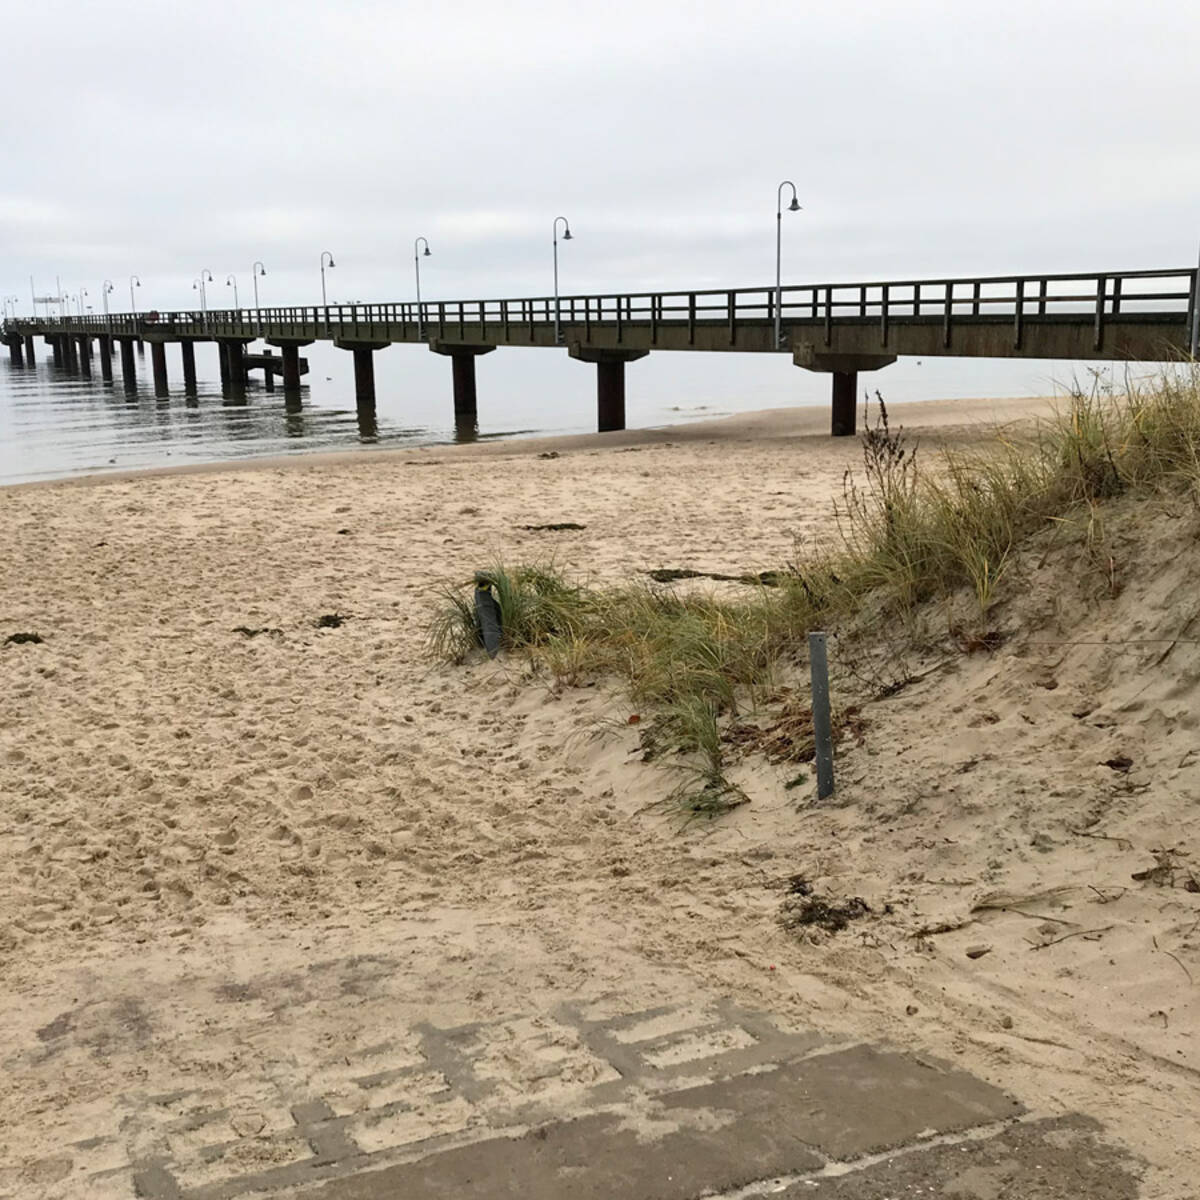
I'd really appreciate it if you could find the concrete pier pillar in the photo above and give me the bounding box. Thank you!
[281,344,301,391]
[181,341,197,393]
[217,342,231,391]
[80,336,92,362]
[118,338,137,388]
[831,372,857,437]
[23,335,35,364]
[223,340,247,392]
[8,339,23,366]
[261,349,275,392]
[78,337,92,378]
[352,346,376,408]
[792,349,898,439]
[63,334,79,370]
[98,335,113,382]
[150,341,169,394]
[51,336,63,367]
[429,341,497,427]
[596,361,626,432]
[567,345,648,433]
[136,338,145,357]
[334,339,388,417]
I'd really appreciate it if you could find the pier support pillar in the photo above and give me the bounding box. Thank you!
[78,337,91,378]
[7,338,23,366]
[281,344,301,391]
[567,345,649,432]
[118,337,137,387]
[50,336,63,367]
[267,339,312,392]
[353,347,375,407]
[831,372,857,437]
[150,341,169,394]
[334,339,389,418]
[429,341,496,433]
[261,349,275,392]
[792,348,899,437]
[221,340,249,393]
[98,335,113,382]
[24,335,35,364]
[181,341,197,392]
[63,334,78,371]
[218,341,231,390]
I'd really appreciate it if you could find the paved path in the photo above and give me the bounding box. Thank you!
[65,991,1135,1200]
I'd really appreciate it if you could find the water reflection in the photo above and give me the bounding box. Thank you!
[0,352,451,485]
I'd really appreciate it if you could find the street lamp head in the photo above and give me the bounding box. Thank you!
[328,257,336,268]
[423,246,431,257]
[562,228,573,241]
[788,197,802,212]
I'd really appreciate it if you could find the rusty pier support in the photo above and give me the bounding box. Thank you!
[568,345,649,432]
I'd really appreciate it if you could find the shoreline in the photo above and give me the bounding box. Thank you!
[3,393,1059,492]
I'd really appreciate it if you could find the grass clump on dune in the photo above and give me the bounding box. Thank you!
[430,366,1200,817]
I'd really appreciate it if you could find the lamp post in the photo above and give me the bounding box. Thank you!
[102,280,114,326]
[194,268,213,324]
[77,288,88,318]
[226,273,239,311]
[414,237,431,340]
[552,216,572,344]
[129,274,141,313]
[252,261,265,310]
[320,250,335,308]
[3,295,19,320]
[775,180,802,350]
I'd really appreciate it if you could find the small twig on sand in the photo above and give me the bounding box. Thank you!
[1069,828,1133,850]
[1154,935,1194,985]
[909,919,973,938]
[1029,925,1115,950]
[999,908,1076,926]
[1088,884,1127,904]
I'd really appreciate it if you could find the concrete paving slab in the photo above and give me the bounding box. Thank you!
[289,1047,1020,1200]
[779,1115,1143,1200]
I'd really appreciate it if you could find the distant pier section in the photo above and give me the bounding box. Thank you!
[5,267,1198,436]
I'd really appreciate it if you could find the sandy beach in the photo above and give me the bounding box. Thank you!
[2,394,1197,1198]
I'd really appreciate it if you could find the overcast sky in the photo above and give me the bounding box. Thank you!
[3,0,1199,315]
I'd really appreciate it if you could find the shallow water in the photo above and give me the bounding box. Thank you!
[0,331,1120,486]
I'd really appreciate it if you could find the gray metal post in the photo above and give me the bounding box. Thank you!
[1191,242,1200,359]
[808,631,834,800]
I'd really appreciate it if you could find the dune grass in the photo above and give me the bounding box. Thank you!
[430,366,1200,816]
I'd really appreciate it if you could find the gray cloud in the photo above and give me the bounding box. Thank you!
[4,0,1198,315]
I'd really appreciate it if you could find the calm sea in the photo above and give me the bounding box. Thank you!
[0,331,1107,486]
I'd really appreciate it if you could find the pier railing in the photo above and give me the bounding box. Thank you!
[7,267,1198,354]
